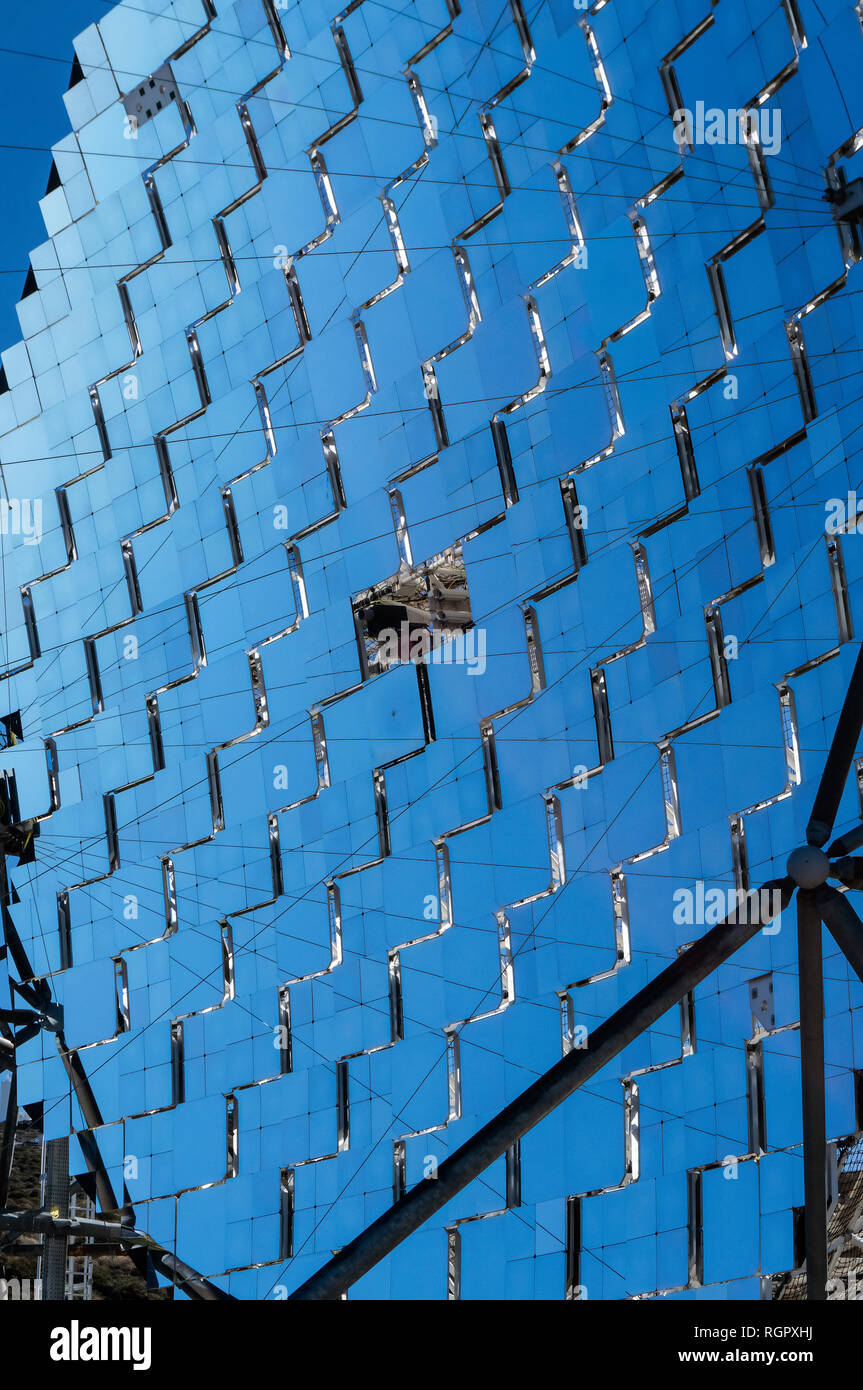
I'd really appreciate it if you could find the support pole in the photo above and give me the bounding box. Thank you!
[41,1137,70,1301]
[0,1067,16,1209]
[797,892,828,1300]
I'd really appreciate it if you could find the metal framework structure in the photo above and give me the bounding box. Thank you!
[3,644,863,1299]
[0,853,231,1300]
[3,0,863,1305]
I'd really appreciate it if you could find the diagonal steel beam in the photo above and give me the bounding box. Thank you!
[827,822,863,857]
[829,855,863,890]
[0,1209,234,1301]
[807,642,863,847]
[289,878,792,1299]
[56,1039,126,1216]
[146,1246,234,1301]
[796,892,828,1300]
[0,1208,137,1241]
[0,1007,43,1026]
[815,883,863,985]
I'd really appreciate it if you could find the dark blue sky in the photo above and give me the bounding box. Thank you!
[0,4,104,351]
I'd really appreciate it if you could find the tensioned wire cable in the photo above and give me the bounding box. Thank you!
[18,500,856,1289]
[13,342,863,914]
[6,0,861,1278]
[20,395,842,1075]
[19,828,853,1298]
[40,0,863,1284]
[230,312,863,1278]
[33,814,861,1006]
[0,19,850,519]
[25,405,861,1195]
[4,349,859,696]
[12,201,826,432]
[0,36,830,206]
[83,0,832,191]
[0,0,835,332]
[21,733,824,1297]
[11,341,863,735]
[7,132,432,712]
[0,5,850,1295]
[8,259,861,772]
[0,147,831,212]
[26,813,858,1224]
[260,512,851,1295]
[7,225,862,474]
[7,322,863,474]
[4,327,860,647]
